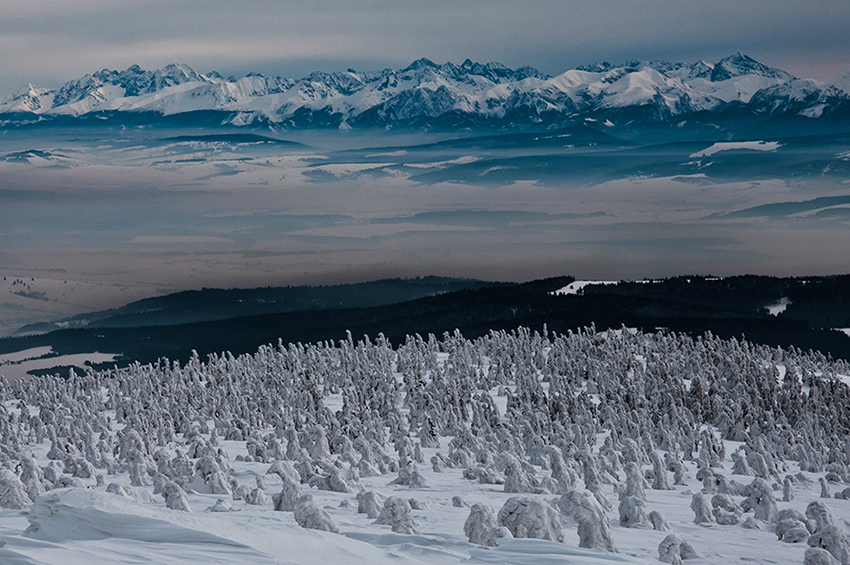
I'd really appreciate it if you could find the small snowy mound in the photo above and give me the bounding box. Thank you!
[464,503,512,547]
[189,455,232,496]
[356,490,384,519]
[711,494,742,525]
[805,547,841,565]
[497,497,563,542]
[556,490,617,552]
[389,460,428,488]
[374,495,419,535]
[272,474,303,512]
[207,498,235,513]
[0,468,33,509]
[740,477,777,523]
[267,460,301,485]
[294,497,339,533]
[618,495,649,529]
[658,533,698,564]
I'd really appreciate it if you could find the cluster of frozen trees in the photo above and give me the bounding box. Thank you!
[1,325,850,563]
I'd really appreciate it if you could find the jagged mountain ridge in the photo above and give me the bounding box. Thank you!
[2,53,849,128]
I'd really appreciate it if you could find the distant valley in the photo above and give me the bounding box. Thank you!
[2,55,849,371]
[2,275,850,381]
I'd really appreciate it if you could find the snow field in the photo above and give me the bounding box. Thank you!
[0,327,848,563]
[690,141,782,158]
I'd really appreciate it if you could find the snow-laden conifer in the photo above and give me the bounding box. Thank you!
[497,496,563,542]
[0,468,32,509]
[356,490,383,519]
[690,493,713,524]
[375,495,419,534]
[463,503,512,546]
[805,548,841,565]
[740,477,778,523]
[272,473,302,512]
[555,489,616,551]
[658,533,698,564]
[711,493,742,525]
[294,495,338,533]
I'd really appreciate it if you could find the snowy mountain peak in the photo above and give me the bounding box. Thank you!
[11,82,44,97]
[748,77,850,117]
[1,83,53,112]
[685,60,714,79]
[403,58,440,72]
[456,59,548,82]
[1,54,846,128]
[828,69,850,95]
[710,52,791,82]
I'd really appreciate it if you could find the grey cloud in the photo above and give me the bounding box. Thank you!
[1,1,848,95]
[714,196,850,219]
[372,210,608,228]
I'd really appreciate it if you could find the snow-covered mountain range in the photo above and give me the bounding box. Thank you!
[3,54,849,128]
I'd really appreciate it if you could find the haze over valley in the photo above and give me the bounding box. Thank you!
[2,54,849,335]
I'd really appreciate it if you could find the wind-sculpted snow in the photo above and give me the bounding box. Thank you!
[0,326,850,562]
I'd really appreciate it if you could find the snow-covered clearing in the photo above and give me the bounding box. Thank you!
[404,156,480,169]
[309,163,395,177]
[690,141,782,158]
[0,351,118,383]
[553,280,619,295]
[365,150,408,158]
[0,347,53,365]
[766,297,792,316]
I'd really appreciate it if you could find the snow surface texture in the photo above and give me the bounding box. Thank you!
[1,53,847,126]
[1,327,850,563]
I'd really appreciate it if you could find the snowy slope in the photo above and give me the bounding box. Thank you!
[828,70,850,96]
[3,54,848,127]
[1,328,850,563]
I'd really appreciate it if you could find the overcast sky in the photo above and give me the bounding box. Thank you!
[1,0,849,96]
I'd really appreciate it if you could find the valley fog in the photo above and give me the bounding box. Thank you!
[2,126,849,332]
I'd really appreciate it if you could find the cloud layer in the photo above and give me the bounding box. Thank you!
[1,1,848,95]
